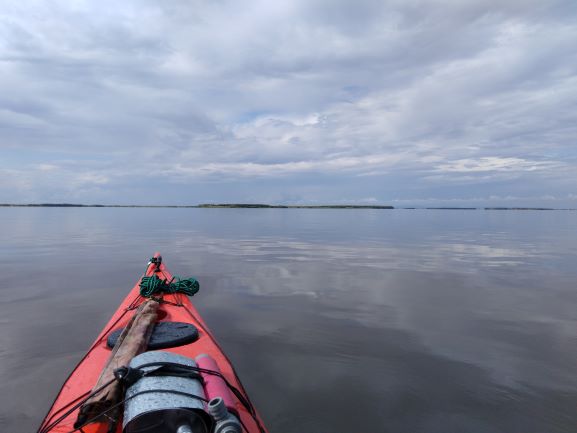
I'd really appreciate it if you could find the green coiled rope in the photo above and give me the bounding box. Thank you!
[139,275,200,297]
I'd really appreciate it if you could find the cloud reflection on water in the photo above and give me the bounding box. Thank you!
[1,208,577,432]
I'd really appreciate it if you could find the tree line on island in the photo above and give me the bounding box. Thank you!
[0,203,573,210]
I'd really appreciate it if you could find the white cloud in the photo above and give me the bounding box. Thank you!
[0,0,576,204]
[436,157,562,173]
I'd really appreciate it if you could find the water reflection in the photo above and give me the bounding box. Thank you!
[1,208,577,432]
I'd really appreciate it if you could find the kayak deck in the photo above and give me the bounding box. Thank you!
[38,253,267,433]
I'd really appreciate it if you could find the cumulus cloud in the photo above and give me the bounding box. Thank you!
[436,157,562,173]
[0,0,576,205]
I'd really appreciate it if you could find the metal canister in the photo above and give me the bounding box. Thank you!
[123,351,210,433]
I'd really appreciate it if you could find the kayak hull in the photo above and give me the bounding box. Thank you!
[38,253,267,433]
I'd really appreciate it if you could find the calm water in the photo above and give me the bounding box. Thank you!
[1,208,577,433]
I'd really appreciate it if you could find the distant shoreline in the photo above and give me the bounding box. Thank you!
[0,203,394,209]
[197,204,395,209]
[0,203,575,210]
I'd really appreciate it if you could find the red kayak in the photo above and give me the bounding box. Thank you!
[38,253,268,433]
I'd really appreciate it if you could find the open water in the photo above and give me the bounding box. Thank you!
[1,208,577,433]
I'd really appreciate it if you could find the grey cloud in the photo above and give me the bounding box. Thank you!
[0,0,576,205]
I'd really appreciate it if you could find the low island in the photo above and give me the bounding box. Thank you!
[197,204,394,209]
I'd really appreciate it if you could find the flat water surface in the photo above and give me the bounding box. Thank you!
[1,208,577,432]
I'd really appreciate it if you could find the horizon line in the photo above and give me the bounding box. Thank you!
[1,203,576,211]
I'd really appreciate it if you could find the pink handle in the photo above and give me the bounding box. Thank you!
[196,354,236,413]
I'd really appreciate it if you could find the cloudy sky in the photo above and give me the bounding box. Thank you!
[1,0,576,206]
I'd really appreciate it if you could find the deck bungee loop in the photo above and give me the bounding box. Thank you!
[37,253,268,433]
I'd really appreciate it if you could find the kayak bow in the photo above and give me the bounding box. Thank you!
[38,253,268,433]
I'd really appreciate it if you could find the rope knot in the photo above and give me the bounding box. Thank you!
[139,275,200,297]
